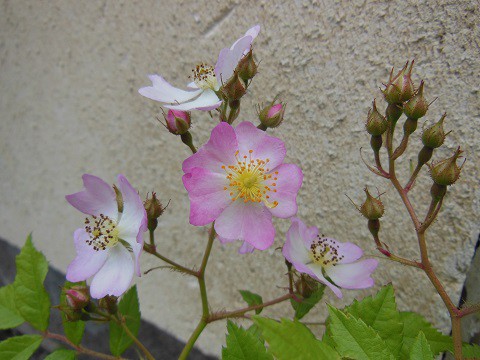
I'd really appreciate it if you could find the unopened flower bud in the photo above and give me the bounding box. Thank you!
[382,61,415,104]
[222,71,246,101]
[404,81,428,120]
[360,188,384,220]
[366,100,388,136]
[165,110,191,135]
[294,274,319,298]
[65,286,90,310]
[422,113,446,149]
[429,147,464,186]
[113,185,123,213]
[144,192,164,231]
[236,48,257,82]
[99,295,118,315]
[63,308,83,322]
[259,102,285,128]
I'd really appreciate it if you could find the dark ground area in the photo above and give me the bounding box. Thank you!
[0,237,217,360]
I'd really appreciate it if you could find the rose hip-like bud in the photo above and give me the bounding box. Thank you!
[222,71,247,101]
[99,295,118,315]
[294,274,319,298]
[422,113,446,149]
[404,81,428,120]
[360,188,384,220]
[165,110,191,135]
[259,102,285,128]
[236,48,257,82]
[366,100,388,136]
[144,192,164,231]
[429,147,464,186]
[65,286,90,310]
[382,61,415,104]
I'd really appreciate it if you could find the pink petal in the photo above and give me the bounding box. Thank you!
[89,245,134,299]
[139,75,202,103]
[116,174,147,240]
[307,263,344,298]
[66,228,108,282]
[215,201,275,250]
[336,242,364,264]
[164,89,221,111]
[234,121,287,170]
[183,168,231,226]
[238,241,255,254]
[283,219,312,265]
[215,35,253,83]
[325,259,378,290]
[183,122,238,174]
[65,174,118,219]
[267,164,303,218]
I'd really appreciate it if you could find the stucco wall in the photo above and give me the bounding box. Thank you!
[1,0,479,356]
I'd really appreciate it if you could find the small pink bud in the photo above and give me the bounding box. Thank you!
[65,286,90,310]
[166,110,191,135]
[259,101,285,128]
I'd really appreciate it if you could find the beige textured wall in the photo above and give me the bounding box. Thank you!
[1,0,479,356]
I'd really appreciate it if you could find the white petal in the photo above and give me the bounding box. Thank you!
[116,174,147,240]
[89,245,134,298]
[215,36,253,83]
[164,90,222,111]
[139,75,202,103]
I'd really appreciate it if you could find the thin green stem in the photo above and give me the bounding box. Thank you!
[44,331,123,360]
[178,319,207,360]
[149,228,155,246]
[116,315,155,360]
[144,243,198,277]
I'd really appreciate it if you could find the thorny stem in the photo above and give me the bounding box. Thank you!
[44,331,124,360]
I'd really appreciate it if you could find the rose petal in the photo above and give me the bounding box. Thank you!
[325,259,378,290]
[116,174,147,240]
[66,228,108,282]
[89,245,134,298]
[238,241,255,254]
[183,168,231,226]
[307,263,344,298]
[66,174,118,219]
[164,89,221,111]
[215,201,275,250]
[139,75,202,103]
[215,36,253,83]
[283,218,312,264]
[267,164,303,218]
[235,121,287,169]
[336,242,364,264]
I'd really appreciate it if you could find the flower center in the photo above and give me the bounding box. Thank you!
[84,214,120,251]
[309,236,344,267]
[222,150,278,208]
[191,63,218,90]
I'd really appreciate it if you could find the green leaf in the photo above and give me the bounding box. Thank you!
[253,316,340,360]
[109,285,141,356]
[463,343,480,358]
[290,285,325,320]
[0,334,43,360]
[0,284,24,330]
[60,282,86,345]
[327,305,395,360]
[239,290,263,314]
[409,332,434,360]
[44,349,76,360]
[222,320,272,360]
[13,235,51,331]
[399,312,452,357]
[344,284,403,357]
[246,324,263,341]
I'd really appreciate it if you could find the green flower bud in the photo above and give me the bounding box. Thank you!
[366,100,388,136]
[404,81,428,120]
[258,101,285,128]
[222,71,246,101]
[382,61,415,104]
[429,147,464,186]
[99,295,118,315]
[144,192,164,232]
[294,274,320,298]
[360,188,384,220]
[422,113,446,149]
[236,48,257,82]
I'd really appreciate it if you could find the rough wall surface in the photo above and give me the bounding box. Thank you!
[0,0,479,356]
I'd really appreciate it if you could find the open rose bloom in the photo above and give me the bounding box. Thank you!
[138,25,260,111]
[283,218,378,298]
[183,121,303,252]
[65,174,147,298]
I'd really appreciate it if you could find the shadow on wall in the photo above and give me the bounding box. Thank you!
[0,237,217,360]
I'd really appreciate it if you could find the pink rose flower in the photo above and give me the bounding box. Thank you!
[183,121,303,251]
[65,174,147,298]
[283,218,378,298]
[139,25,260,111]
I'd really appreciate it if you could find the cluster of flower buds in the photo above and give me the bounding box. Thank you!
[222,47,258,104]
[382,61,415,105]
[257,101,286,129]
[144,192,165,232]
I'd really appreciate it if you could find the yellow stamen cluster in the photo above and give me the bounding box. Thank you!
[84,214,119,251]
[222,150,279,208]
[191,63,218,90]
[309,236,344,267]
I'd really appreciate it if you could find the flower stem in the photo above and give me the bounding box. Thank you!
[144,242,198,276]
[178,319,208,360]
[44,331,123,360]
[116,314,155,360]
